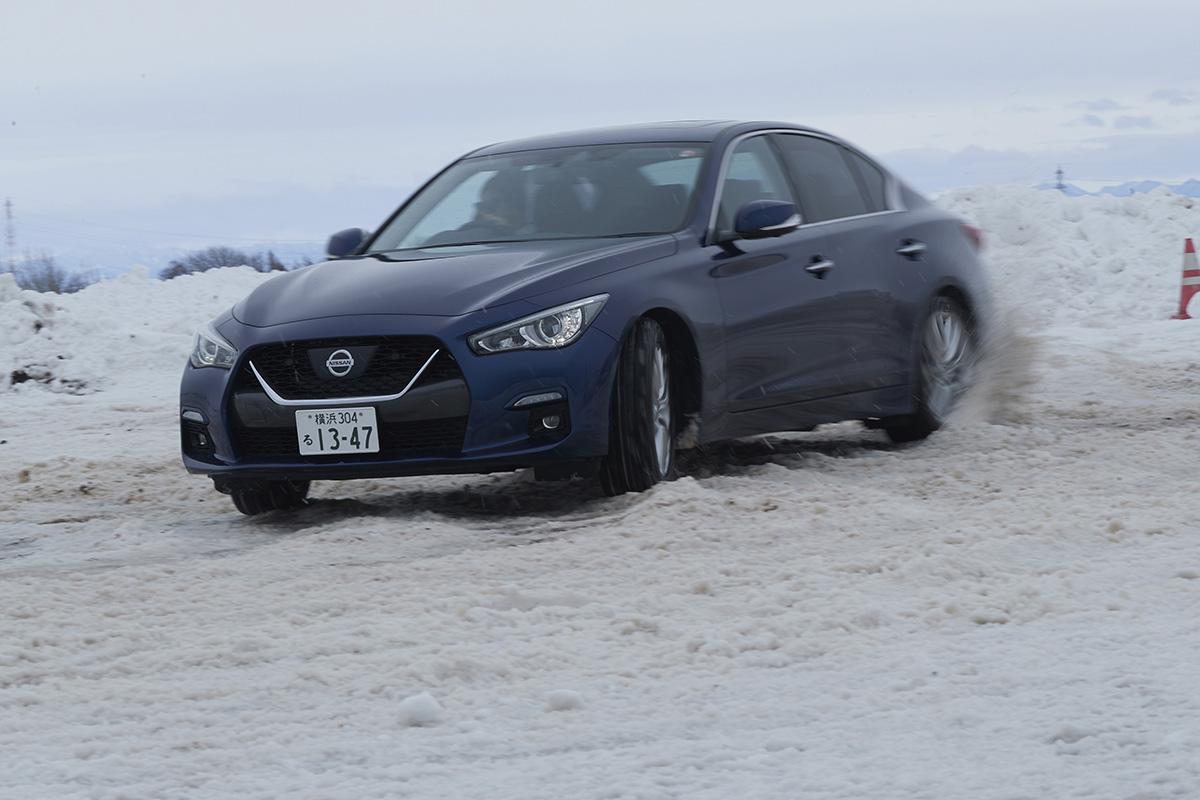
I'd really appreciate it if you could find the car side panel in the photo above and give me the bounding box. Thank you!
[706,228,888,410]
[793,214,910,389]
[872,205,991,389]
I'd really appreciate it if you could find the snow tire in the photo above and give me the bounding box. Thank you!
[599,318,676,496]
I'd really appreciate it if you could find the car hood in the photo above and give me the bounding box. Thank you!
[232,236,676,327]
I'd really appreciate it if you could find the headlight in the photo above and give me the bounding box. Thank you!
[189,323,238,369]
[469,294,608,354]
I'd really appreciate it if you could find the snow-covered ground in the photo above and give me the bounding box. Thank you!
[1,187,1198,799]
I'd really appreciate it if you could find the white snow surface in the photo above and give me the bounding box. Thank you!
[1,187,1199,798]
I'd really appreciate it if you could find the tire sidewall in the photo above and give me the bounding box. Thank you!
[914,294,972,427]
[602,318,675,494]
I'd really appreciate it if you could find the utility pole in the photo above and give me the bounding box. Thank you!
[3,197,15,273]
[1055,166,1065,192]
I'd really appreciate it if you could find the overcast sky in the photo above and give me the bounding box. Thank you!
[1,0,1197,269]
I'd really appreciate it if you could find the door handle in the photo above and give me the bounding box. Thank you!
[896,240,927,259]
[805,257,835,278]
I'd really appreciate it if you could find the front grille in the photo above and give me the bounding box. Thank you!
[233,416,469,461]
[230,336,469,461]
[418,351,465,384]
[243,336,454,400]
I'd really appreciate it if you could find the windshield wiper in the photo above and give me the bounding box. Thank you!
[598,232,668,238]
[367,232,666,257]
[370,239,540,255]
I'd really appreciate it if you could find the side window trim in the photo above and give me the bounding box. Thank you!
[708,132,799,243]
[706,129,903,244]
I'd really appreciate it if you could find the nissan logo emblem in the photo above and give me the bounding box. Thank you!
[325,349,354,377]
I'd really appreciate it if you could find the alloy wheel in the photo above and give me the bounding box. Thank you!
[921,300,972,423]
[650,341,673,476]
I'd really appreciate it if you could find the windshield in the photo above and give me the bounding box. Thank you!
[367,143,707,252]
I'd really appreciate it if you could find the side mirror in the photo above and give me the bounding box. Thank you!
[326,227,367,258]
[733,200,801,240]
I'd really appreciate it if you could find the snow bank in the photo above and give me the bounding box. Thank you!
[940,185,1199,323]
[0,267,273,394]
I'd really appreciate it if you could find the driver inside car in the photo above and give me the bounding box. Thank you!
[423,169,528,246]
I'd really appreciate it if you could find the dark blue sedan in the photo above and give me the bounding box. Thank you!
[180,121,988,515]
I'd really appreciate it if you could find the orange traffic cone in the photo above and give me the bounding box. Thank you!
[1172,238,1199,320]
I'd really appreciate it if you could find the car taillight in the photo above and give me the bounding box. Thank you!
[962,224,984,251]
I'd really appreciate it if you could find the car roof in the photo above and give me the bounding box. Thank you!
[466,120,816,157]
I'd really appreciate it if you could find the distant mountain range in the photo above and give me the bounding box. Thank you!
[1038,179,1200,198]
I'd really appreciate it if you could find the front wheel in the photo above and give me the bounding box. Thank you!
[218,478,311,516]
[885,296,974,443]
[599,318,675,496]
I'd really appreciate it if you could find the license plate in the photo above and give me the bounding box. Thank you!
[295,407,379,455]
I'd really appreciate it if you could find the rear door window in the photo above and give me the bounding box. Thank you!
[772,134,871,223]
[843,149,889,212]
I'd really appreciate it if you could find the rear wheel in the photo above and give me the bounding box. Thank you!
[599,318,675,496]
[885,295,974,443]
[220,479,311,516]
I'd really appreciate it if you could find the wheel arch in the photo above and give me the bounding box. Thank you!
[640,307,703,422]
[607,305,704,426]
[893,281,980,418]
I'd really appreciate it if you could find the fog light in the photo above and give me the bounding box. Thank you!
[181,419,216,458]
[527,401,569,441]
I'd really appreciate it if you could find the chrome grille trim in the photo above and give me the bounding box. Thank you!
[248,349,441,407]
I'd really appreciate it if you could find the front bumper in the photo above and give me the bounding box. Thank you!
[179,310,620,481]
